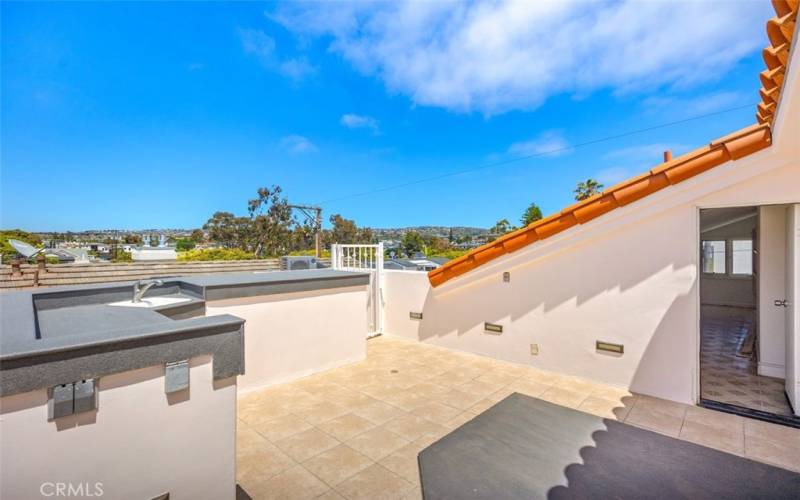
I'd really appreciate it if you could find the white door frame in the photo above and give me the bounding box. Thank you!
[785,204,799,414]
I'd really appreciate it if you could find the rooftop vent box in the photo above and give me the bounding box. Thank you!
[281,256,319,270]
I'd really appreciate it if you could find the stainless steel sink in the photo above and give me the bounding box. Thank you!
[108,296,192,308]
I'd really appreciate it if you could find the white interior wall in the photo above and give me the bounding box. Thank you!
[759,205,788,378]
[383,158,799,405]
[0,356,237,500]
[699,215,756,308]
[206,286,368,392]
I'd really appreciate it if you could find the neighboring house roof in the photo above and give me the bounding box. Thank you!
[386,258,445,271]
[429,1,795,288]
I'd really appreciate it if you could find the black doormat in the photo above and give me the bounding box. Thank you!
[418,393,800,499]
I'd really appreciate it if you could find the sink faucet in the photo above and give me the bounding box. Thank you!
[132,279,164,303]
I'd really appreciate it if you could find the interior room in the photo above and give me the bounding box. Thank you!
[699,205,795,420]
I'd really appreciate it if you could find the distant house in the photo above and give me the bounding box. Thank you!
[385,256,448,271]
[82,242,110,253]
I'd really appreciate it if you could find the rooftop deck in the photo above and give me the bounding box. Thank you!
[236,335,800,499]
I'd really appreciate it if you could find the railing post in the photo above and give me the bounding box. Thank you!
[37,253,47,273]
[377,242,384,333]
[11,258,22,277]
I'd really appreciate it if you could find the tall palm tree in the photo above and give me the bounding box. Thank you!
[574,179,604,201]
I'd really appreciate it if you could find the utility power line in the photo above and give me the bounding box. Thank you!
[317,102,757,205]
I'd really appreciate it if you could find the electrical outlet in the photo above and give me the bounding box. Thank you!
[530,344,539,355]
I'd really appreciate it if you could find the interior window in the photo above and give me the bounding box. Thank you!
[731,239,753,275]
[702,240,726,274]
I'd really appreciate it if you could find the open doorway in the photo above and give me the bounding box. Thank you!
[699,205,799,425]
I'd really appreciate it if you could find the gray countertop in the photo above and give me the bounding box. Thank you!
[0,269,370,396]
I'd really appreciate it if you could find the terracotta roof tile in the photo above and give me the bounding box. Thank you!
[428,123,772,287]
[428,4,789,287]
[757,1,797,125]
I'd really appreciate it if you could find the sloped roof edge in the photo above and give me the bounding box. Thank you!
[756,0,797,124]
[428,123,772,287]
[429,1,794,288]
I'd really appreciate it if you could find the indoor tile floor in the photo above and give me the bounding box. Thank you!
[700,306,793,415]
[237,335,800,500]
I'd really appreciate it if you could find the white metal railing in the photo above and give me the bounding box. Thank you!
[331,243,384,337]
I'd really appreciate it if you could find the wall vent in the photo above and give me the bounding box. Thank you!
[409,312,423,320]
[484,322,503,334]
[596,341,624,354]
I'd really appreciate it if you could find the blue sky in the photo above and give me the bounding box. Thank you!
[1,1,772,231]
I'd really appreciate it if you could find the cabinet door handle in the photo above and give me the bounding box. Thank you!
[774,299,788,307]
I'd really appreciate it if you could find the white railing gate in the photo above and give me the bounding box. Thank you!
[331,243,384,337]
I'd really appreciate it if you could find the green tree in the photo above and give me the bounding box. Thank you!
[489,219,514,236]
[520,203,543,226]
[401,231,425,257]
[425,236,451,255]
[123,234,143,245]
[175,238,196,251]
[357,227,374,244]
[325,214,374,246]
[247,185,295,257]
[328,214,359,244]
[190,229,205,243]
[291,220,317,252]
[203,211,252,249]
[574,179,604,201]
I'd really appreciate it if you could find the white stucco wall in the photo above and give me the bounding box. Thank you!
[383,158,799,405]
[206,285,368,392]
[383,270,430,341]
[0,356,237,500]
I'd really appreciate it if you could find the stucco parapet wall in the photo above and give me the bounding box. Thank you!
[428,123,772,287]
[0,269,370,396]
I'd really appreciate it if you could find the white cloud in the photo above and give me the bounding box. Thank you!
[270,1,769,115]
[281,135,317,154]
[279,58,317,81]
[238,27,276,65]
[340,113,380,132]
[507,131,570,158]
[238,27,316,82]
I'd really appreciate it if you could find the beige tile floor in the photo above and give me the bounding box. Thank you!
[237,335,800,500]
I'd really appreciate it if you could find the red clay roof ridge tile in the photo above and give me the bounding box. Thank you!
[429,2,791,287]
[428,123,772,287]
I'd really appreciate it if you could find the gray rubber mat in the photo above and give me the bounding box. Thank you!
[418,393,800,499]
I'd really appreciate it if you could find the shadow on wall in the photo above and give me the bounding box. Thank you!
[412,209,698,399]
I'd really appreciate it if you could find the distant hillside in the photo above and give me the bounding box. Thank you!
[371,226,488,239]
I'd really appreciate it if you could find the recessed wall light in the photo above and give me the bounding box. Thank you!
[484,322,503,334]
[596,341,624,354]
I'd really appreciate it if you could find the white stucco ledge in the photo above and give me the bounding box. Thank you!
[0,269,370,396]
